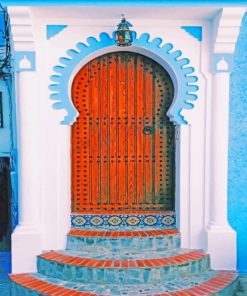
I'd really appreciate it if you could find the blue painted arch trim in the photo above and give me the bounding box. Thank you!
[49,32,198,125]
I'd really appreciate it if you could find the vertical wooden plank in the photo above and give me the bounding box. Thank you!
[136,55,144,208]
[109,54,117,208]
[126,53,135,206]
[144,58,153,207]
[71,76,78,211]
[81,64,90,210]
[89,58,100,207]
[72,72,83,211]
[72,64,90,211]
[117,53,127,207]
[115,54,120,206]
[154,65,162,206]
[163,74,175,210]
[88,62,92,206]
[133,54,138,206]
[99,56,109,206]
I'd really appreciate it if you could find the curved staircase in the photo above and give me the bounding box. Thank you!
[9,215,238,295]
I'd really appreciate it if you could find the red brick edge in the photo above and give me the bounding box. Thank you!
[68,228,179,238]
[9,271,237,296]
[39,250,207,269]
[9,273,96,296]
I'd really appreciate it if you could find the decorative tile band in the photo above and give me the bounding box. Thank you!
[71,212,176,229]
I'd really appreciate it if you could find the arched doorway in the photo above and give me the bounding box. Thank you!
[71,51,175,213]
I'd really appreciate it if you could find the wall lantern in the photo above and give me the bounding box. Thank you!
[114,15,133,47]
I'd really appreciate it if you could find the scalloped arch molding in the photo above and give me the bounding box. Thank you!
[49,32,199,125]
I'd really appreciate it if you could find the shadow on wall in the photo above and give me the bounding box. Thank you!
[228,12,247,274]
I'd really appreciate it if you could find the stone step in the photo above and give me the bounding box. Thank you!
[10,271,238,295]
[67,228,180,252]
[37,249,210,284]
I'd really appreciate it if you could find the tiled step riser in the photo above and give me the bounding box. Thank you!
[37,256,210,285]
[216,278,239,296]
[10,272,239,296]
[67,235,181,252]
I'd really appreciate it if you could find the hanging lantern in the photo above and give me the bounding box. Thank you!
[115,15,133,47]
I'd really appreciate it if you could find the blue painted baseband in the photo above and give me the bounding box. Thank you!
[0,252,11,279]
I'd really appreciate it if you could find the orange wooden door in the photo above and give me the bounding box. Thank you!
[71,52,175,212]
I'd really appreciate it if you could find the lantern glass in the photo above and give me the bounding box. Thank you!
[115,16,133,47]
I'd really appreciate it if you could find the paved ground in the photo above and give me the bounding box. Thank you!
[0,279,10,296]
[235,275,247,296]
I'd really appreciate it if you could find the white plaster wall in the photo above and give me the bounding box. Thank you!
[11,6,236,273]
[27,7,210,254]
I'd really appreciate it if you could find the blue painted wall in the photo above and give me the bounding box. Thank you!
[0,79,12,153]
[0,7,18,278]
[228,12,247,274]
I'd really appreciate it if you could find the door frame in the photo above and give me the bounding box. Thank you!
[65,45,193,247]
[47,33,205,252]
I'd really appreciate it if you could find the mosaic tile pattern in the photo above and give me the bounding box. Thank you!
[71,213,176,229]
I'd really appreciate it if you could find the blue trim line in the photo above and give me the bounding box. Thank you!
[50,32,198,125]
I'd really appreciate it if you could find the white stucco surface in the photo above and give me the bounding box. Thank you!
[8,5,245,272]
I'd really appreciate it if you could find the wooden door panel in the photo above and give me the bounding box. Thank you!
[72,52,175,212]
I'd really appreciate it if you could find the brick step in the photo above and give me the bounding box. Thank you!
[67,228,180,252]
[37,249,210,284]
[10,271,238,296]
